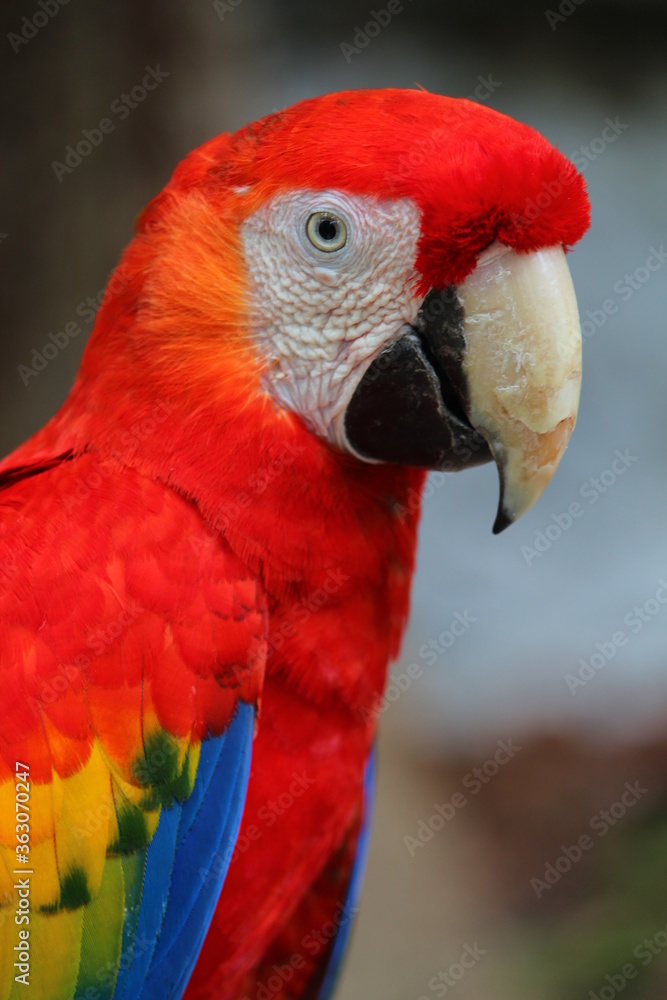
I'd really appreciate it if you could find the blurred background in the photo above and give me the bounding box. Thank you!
[2,2,667,996]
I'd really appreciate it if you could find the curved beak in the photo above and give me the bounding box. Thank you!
[457,242,582,532]
[343,240,582,534]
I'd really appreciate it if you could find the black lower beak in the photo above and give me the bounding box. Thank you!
[343,287,492,473]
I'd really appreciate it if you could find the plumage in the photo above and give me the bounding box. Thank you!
[0,88,589,998]
[0,457,263,997]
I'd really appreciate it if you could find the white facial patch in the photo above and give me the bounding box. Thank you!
[240,190,423,448]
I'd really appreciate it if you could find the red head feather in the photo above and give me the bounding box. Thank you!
[140,88,590,293]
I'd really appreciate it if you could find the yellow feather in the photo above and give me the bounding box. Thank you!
[9,907,84,1000]
[0,776,62,844]
[53,744,112,904]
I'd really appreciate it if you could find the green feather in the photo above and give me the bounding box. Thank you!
[74,857,125,1000]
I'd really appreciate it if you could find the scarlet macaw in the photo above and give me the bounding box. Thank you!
[0,89,589,999]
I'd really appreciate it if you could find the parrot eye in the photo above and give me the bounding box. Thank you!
[306,212,348,252]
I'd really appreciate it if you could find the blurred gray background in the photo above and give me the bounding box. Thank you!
[2,2,667,997]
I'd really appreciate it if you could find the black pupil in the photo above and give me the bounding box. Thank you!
[318,218,338,241]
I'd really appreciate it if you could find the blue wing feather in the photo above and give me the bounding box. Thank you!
[316,747,377,1000]
[111,704,254,1000]
[141,702,254,997]
[175,730,226,852]
[114,785,184,999]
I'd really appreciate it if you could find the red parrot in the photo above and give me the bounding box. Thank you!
[0,89,589,999]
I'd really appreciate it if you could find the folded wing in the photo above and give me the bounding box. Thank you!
[0,452,266,1000]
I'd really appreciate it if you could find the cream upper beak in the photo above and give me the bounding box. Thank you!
[458,241,583,533]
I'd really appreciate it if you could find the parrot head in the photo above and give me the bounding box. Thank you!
[71,88,589,536]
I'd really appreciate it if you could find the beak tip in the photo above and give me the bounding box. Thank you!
[492,507,514,535]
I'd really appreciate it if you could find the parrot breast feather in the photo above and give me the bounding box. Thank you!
[0,452,266,999]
